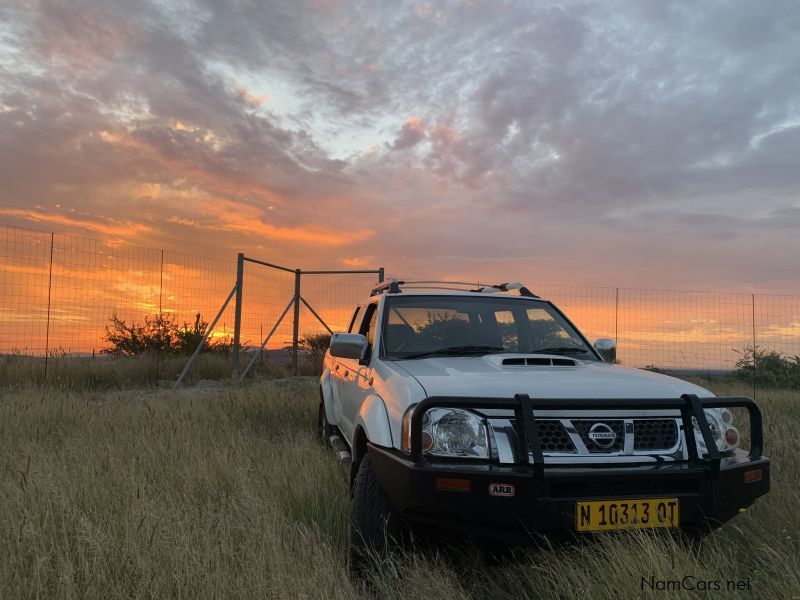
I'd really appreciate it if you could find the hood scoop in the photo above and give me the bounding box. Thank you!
[502,357,577,367]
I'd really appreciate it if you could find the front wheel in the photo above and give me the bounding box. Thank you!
[350,453,403,570]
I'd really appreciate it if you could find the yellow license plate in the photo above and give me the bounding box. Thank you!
[576,498,679,532]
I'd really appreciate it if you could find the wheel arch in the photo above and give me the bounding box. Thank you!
[354,394,393,449]
[350,395,393,486]
[319,368,339,425]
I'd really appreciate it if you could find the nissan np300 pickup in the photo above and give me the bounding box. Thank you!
[318,279,769,559]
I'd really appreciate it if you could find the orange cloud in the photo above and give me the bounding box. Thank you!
[0,209,152,237]
[93,128,286,209]
[170,200,374,246]
[341,256,376,268]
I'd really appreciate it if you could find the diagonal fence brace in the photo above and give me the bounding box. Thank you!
[173,283,238,390]
[299,296,333,335]
[238,295,296,383]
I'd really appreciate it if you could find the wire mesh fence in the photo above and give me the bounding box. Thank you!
[0,226,240,357]
[2,223,800,388]
[299,272,386,338]
[227,258,384,380]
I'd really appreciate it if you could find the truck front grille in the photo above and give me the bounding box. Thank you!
[535,420,575,453]
[523,417,681,456]
[634,419,679,451]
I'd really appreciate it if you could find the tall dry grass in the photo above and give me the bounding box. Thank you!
[0,352,296,391]
[0,378,797,599]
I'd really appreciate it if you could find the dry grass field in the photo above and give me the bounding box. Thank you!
[0,353,299,390]
[1,376,798,599]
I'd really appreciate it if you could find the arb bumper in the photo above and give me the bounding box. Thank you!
[369,394,770,542]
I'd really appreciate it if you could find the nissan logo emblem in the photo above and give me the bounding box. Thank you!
[588,423,617,449]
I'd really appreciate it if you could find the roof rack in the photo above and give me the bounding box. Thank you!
[370,278,540,298]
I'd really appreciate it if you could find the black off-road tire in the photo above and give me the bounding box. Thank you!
[350,453,402,571]
[319,392,334,446]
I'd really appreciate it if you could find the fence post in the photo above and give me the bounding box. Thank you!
[156,249,164,387]
[232,252,244,378]
[614,287,619,350]
[43,232,55,381]
[291,269,301,374]
[752,293,757,399]
[378,267,385,283]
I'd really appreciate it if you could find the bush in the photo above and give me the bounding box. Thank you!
[103,313,174,356]
[174,313,233,355]
[732,345,800,389]
[103,312,231,357]
[297,333,332,374]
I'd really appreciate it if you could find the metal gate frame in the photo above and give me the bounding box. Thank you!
[173,253,382,388]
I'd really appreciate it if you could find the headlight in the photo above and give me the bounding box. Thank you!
[694,408,740,456]
[402,406,489,459]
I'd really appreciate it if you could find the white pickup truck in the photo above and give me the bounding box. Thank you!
[319,280,769,561]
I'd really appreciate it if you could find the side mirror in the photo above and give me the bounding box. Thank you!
[330,333,368,360]
[594,338,617,363]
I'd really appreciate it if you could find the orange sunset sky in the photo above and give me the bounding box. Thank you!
[1,1,799,332]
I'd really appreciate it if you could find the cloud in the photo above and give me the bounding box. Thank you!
[235,87,271,107]
[340,256,377,268]
[0,208,152,238]
[0,0,799,292]
[390,117,425,150]
[168,199,373,246]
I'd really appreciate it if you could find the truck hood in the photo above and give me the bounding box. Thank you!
[390,354,713,399]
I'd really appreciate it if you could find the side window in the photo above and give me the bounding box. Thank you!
[359,303,379,357]
[347,306,362,333]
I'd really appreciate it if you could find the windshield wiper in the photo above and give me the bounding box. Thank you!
[397,345,505,360]
[529,346,589,355]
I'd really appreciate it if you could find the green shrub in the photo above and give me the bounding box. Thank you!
[297,333,332,375]
[104,313,231,357]
[732,345,800,389]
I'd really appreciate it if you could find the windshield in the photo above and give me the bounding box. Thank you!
[382,295,598,360]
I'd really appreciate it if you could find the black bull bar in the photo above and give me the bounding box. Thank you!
[409,393,765,476]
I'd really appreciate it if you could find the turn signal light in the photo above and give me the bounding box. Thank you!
[724,426,739,447]
[744,469,762,483]
[435,478,471,492]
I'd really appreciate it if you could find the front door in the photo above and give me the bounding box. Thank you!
[338,302,378,442]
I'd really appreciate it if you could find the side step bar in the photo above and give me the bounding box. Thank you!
[329,433,352,479]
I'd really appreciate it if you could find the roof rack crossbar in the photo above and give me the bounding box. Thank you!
[401,285,488,292]
[370,278,403,295]
[369,278,540,298]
